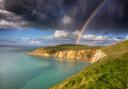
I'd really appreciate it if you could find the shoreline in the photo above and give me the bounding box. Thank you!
[27,48,106,63]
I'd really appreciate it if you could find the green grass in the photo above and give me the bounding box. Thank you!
[50,40,128,89]
[102,41,128,58]
[45,44,95,50]
[35,44,99,54]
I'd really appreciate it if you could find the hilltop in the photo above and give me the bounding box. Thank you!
[50,40,128,89]
[39,44,98,51]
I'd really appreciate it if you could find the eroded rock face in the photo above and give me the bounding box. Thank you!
[28,48,106,63]
[91,49,106,63]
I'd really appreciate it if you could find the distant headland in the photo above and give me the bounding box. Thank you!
[28,44,106,63]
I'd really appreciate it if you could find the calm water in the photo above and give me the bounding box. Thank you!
[0,47,88,89]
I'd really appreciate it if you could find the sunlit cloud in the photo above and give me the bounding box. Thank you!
[81,34,111,41]
[52,30,113,41]
[54,30,69,38]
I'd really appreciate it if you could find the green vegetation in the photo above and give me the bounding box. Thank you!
[50,40,128,89]
[102,41,128,58]
[36,44,98,54]
[45,44,94,50]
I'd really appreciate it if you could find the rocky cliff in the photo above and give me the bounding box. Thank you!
[28,46,106,63]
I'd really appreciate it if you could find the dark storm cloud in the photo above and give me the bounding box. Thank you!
[3,0,103,28]
[4,0,63,23]
[1,0,128,33]
[87,0,128,33]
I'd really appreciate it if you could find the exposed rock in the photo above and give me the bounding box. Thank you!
[28,48,106,63]
[91,49,106,63]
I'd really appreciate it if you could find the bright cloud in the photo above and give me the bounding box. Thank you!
[82,34,111,41]
[54,30,69,38]
[72,30,80,39]
[53,30,113,41]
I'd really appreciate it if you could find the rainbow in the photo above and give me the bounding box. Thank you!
[76,0,105,44]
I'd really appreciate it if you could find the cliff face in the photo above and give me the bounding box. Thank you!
[28,48,106,63]
[91,49,106,63]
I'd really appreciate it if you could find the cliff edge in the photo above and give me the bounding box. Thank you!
[28,44,106,63]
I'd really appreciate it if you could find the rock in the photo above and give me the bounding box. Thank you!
[91,49,106,63]
[28,48,106,63]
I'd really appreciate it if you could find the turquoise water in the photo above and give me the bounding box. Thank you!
[0,47,88,89]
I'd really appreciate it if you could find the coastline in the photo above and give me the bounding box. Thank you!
[27,47,106,63]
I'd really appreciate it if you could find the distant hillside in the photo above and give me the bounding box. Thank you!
[102,40,128,58]
[51,40,128,89]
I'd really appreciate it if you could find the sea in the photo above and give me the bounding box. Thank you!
[0,46,89,89]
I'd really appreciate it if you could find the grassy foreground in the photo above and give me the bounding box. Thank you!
[50,40,128,89]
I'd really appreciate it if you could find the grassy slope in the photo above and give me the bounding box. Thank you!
[51,40,128,89]
[43,44,98,51]
[35,44,98,54]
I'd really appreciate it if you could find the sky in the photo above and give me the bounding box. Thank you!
[0,28,127,46]
[0,0,128,46]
